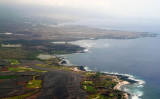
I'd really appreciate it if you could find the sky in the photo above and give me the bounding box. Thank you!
[1,0,160,19]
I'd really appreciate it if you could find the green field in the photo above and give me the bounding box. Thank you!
[0,75,17,79]
[82,81,94,86]
[82,85,97,92]
[89,93,107,99]
[6,89,39,99]
[35,64,46,67]
[26,75,42,88]
[9,59,20,65]
[50,66,71,71]
[8,66,47,72]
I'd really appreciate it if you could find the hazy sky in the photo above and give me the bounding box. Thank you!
[1,0,160,19]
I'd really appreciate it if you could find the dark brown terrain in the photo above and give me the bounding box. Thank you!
[0,60,86,99]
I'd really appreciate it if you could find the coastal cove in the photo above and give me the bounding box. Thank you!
[64,36,160,99]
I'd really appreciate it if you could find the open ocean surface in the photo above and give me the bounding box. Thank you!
[63,19,160,99]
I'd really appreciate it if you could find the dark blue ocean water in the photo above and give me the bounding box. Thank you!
[63,19,160,99]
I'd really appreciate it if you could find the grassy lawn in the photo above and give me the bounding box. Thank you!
[8,66,47,72]
[36,64,71,71]
[50,66,61,69]
[102,81,118,88]
[85,72,96,77]
[0,75,17,79]
[81,72,124,99]
[82,81,94,86]
[9,59,20,65]
[5,75,42,99]
[61,67,71,71]
[82,85,97,92]
[35,64,46,67]
[89,93,115,99]
[50,66,71,71]
[6,89,39,99]
[26,75,42,88]
[89,93,107,99]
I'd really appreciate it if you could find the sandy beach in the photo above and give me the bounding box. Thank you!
[114,80,129,99]
[114,80,129,90]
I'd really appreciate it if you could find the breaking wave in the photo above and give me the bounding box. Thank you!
[84,66,145,99]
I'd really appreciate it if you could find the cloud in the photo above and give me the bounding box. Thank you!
[0,0,110,7]
[1,0,160,18]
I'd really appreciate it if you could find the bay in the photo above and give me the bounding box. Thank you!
[62,19,160,99]
[65,37,160,99]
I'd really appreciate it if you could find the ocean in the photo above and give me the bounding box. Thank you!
[62,19,160,99]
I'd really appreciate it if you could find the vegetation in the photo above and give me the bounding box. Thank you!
[0,48,40,60]
[35,62,71,71]
[9,59,20,65]
[25,51,41,60]
[4,75,42,99]
[85,72,96,77]
[89,93,106,99]
[0,33,128,99]
[81,72,125,99]
[26,75,42,88]
[35,64,46,67]
[82,81,94,86]
[50,66,71,71]
[0,75,17,79]
[44,58,61,66]
[0,17,140,99]
[8,66,47,72]
[0,48,26,59]
[1,40,83,57]
[6,89,39,99]
[82,85,97,92]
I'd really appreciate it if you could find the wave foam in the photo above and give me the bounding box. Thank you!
[84,66,145,99]
[84,66,92,71]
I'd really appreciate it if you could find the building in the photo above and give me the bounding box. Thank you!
[52,42,66,44]
[1,44,21,48]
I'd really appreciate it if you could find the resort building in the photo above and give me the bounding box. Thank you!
[1,44,21,48]
[52,42,67,44]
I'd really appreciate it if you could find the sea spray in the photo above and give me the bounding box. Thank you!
[104,72,145,99]
[63,53,145,99]
[84,66,145,99]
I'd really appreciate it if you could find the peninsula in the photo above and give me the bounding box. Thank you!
[0,16,156,99]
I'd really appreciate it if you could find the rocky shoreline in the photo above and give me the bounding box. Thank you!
[72,65,132,99]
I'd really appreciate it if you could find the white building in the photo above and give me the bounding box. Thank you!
[1,44,21,48]
[52,42,66,44]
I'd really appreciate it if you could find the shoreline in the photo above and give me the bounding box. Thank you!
[114,80,129,90]
[73,66,131,99]
[67,60,145,99]
[37,38,147,99]
[60,49,144,99]
[114,80,130,99]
